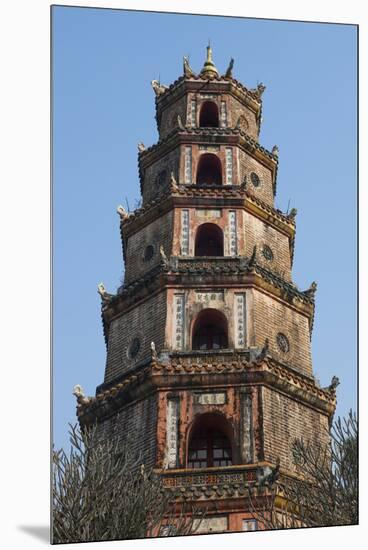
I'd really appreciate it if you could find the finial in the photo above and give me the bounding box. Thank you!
[170,172,179,192]
[288,207,298,220]
[151,79,168,97]
[183,56,196,78]
[73,384,90,405]
[303,281,317,299]
[117,205,129,220]
[200,44,219,79]
[328,376,340,393]
[150,341,158,360]
[97,283,113,304]
[223,58,234,78]
[248,245,257,269]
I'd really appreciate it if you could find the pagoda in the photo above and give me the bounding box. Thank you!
[75,47,337,535]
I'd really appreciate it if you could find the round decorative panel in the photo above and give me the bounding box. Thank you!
[143,244,155,262]
[250,172,261,187]
[128,337,141,359]
[237,115,249,132]
[262,245,274,261]
[276,333,290,353]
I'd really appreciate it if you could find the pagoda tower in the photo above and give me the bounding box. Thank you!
[76,47,337,534]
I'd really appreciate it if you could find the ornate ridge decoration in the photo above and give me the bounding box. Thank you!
[99,255,315,327]
[153,69,263,105]
[75,354,336,426]
[152,356,336,404]
[139,125,278,162]
[164,482,251,501]
[121,185,293,232]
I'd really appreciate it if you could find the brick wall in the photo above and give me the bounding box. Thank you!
[142,148,180,204]
[243,211,292,280]
[96,393,158,467]
[124,210,173,285]
[262,386,330,470]
[250,288,313,377]
[158,94,188,140]
[239,149,274,206]
[104,290,167,383]
[228,95,258,140]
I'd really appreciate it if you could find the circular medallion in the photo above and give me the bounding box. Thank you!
[262,245,274,261]
[128,337,141,359]
[276,333,290,353]
[250,172,261,187]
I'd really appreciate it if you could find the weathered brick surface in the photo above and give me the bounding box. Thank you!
[250,288,313,377]
[227,95,258,140]
[96,393,158,467]
[142,148,180,204]
[104,290,167,383]
[239,149,274,206]
[158,94,188,140]
[124,211,173,285]
[262,386,330,471]
[243,211,291,280]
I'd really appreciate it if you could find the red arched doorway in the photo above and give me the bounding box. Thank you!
[196,153,222,186]
[195,223,224,257]
[192,308,228,351]
[187,413,233,468]
[199,101,219,127]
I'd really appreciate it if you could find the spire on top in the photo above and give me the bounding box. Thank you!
[200,44,219,79]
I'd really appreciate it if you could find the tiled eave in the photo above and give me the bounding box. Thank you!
[138,126,278,195]
[103,254,313,313]
[99,256,315,346]
[154,76,262,133]
[121,187,295,242]
[75,355,336,428]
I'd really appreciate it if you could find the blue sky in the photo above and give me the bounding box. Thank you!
[52,6,357,450]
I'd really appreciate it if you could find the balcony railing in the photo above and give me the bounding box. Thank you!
[160,464,260,489]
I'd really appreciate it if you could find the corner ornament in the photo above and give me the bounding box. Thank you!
[151,79,168,97]
[97,282,114,304]
[303,281,317,299]
[72,384,91,405]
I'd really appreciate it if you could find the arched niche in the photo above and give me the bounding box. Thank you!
[199,100,219,127]
[196,153,222,186]
[194,223,224,257]
[192,308,228,351]
[187,413,233,468]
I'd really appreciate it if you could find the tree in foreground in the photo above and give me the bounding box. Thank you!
[247,410,358,530]
[52,423,203,544]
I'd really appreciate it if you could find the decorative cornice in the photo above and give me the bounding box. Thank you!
[101,257,314,344]
[154,74,262,108]
[120,186,294,243]
[139,125,277,165]
[104,256,313,317]
[76,352,336,427]
[138,125,279,198]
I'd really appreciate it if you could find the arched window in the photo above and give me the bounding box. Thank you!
[196,153,222,186]
[192,309,228,351]
[188,414,233,468]
[195,223,224,257]
[199,101,219,127]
